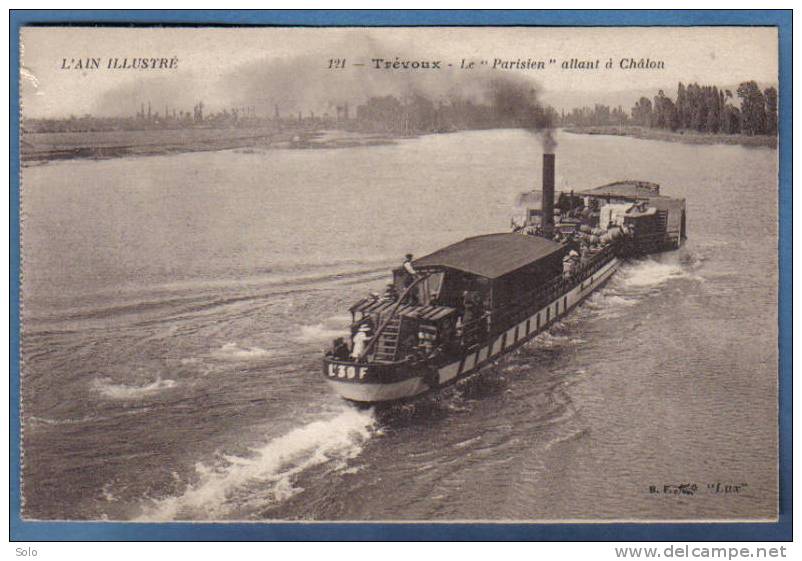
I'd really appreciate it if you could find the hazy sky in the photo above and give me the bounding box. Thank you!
[20,26,778,118]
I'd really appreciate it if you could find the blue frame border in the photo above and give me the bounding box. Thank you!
[9,9,792,542]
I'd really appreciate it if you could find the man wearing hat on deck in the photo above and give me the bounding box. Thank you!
[402,254,418,285]
[401,254,421,305]
[351,324,371,360]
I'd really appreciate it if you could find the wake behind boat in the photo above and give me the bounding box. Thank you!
[323,152,686,404]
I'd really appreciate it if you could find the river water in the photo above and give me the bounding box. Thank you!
[20,129,778,521]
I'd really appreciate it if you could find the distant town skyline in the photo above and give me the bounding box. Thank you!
[21,26,778,119]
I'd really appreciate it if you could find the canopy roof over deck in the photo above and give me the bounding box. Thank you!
[412,233,566,280]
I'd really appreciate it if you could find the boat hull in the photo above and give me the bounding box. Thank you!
[325,376,430,403]
[324,256,621,404]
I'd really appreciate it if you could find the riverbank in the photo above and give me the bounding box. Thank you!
[564,125,777,148]
[20,127,397,164]
[23,123,777,164]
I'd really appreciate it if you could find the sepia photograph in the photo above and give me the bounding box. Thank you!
[13,16,787,536]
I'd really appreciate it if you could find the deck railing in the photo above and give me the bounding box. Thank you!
[460,244,617,342]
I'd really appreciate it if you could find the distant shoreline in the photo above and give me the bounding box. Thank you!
[20,127,398,164]
[564,125,777,148]
[22,124,778,164]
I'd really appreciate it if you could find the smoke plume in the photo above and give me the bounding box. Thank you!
[485,77,557,151]
[93,32,556,151]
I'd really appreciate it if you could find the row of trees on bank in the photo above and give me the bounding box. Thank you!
[560,81,777,137]
[630,81,777,136]
[560,104,630,127]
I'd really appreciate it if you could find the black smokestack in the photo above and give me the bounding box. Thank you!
[542,153,555,235]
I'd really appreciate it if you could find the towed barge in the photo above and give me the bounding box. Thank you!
[323,153,686,405]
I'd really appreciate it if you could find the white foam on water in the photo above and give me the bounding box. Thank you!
[619,258,689,289]
[532,331,572,347]
[295,314,352,344]
[340,464,365,475]
[296,323,349,344]
[137,407,375,520]
[586,291,641,320]
[93,376,177,400]
[211,342,273,361]
[453,435,483,449]
[28,414,102,426]
[598,295,640,307]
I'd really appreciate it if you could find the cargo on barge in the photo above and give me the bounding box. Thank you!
[323,153,686,404]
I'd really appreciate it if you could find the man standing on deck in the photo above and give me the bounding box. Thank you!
[351,324,371,360]
[401,254,421,305]
[402,254,418,286]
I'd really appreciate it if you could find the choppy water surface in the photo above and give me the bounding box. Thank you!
[20,130,778,521]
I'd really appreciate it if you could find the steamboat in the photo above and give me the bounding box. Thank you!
[323,152,686,404]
